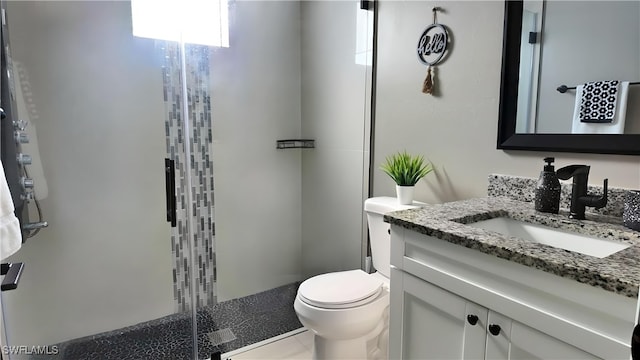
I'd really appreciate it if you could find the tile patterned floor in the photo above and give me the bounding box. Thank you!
[33,283,303,360]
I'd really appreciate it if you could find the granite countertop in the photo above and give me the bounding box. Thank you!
[384,197,640,298]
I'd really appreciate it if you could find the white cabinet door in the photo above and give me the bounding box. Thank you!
[508,320,601,360]
[463,301,490,360]
[485,311,512,360]
[390,269,487,359]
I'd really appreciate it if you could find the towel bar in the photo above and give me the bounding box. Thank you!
[557,82,640,93]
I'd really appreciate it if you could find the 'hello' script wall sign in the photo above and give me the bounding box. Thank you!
[417,7,450,95]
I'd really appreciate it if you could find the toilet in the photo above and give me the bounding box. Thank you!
[294,196,423,360]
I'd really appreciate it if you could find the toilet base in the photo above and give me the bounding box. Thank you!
[313,337,367,360]
[310,317,387,360]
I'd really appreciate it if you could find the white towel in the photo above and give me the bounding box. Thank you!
[1,159,22,260]
[572,81,629,134]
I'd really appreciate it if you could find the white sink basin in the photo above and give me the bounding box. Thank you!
[468,217,630,258]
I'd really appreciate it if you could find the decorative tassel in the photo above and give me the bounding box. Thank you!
[422,66,434,94]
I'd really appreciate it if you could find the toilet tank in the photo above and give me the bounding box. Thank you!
[364,197,424,278]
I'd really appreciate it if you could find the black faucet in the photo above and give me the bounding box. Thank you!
[556,165,608,220]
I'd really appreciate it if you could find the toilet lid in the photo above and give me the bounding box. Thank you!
[298,270,383,309]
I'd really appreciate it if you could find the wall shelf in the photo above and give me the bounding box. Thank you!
[276,139,315,149]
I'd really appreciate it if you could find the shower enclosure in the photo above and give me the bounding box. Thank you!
[0,1,373,359]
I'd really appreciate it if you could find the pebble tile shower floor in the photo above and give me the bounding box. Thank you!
[29,283,302,360]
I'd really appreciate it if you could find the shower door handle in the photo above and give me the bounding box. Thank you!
[1,262,24,291]
[165,158,176,227]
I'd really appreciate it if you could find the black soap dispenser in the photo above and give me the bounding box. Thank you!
[534,157,561,214]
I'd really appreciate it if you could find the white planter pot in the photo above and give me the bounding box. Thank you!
[396,185,415,205]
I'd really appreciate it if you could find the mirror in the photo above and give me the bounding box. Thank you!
[497,0,640,155]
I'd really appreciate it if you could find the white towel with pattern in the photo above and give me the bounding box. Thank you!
[572,81,629,134]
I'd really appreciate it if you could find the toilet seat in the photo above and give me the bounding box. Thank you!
[298,270,383,309]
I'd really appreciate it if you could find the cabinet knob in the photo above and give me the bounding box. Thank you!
[466,314,479,325]
[488,324,501,336]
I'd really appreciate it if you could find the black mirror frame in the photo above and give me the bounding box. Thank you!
[497,0,640,156]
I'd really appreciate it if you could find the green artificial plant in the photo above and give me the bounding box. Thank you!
[380,151,433,186]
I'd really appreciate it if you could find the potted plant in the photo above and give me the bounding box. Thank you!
[380,151,433,205]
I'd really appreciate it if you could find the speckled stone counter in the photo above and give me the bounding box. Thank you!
[488,173,630,217]
[384,196,640,298]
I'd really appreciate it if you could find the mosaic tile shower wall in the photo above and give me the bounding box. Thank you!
[162,42,216,311]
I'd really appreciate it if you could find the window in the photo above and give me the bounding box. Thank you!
[131,0,229,47]
[355,3,373,66]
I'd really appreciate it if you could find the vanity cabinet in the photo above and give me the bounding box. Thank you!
[392,268,598,359]
[388,226,636,360]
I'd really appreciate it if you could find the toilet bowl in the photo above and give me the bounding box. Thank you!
[294,197,424,360]
[294,270,390,360]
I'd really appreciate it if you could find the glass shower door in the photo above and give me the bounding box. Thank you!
[0,1,202,359]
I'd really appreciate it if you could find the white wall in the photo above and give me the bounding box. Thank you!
[2,1,174,346]
[211,1,303,301]
[374,0,640,204]
[300,1,372,278]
